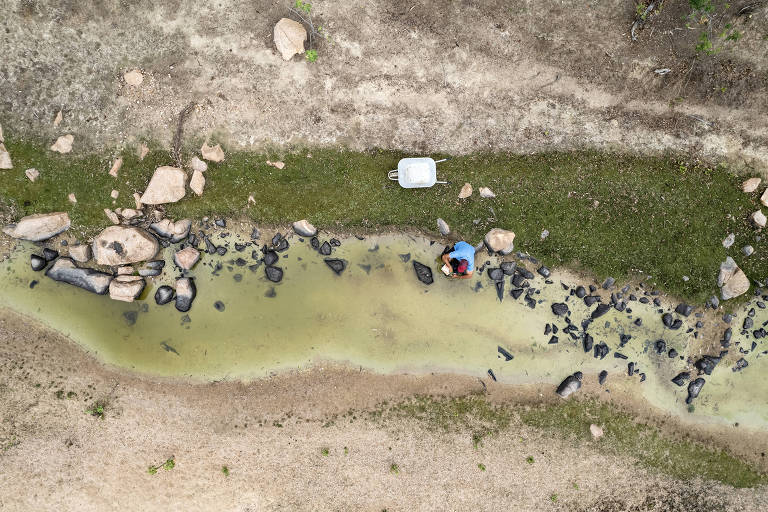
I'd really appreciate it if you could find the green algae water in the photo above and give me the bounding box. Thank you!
[1,232,767,430]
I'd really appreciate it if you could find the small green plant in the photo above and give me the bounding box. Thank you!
[85,402,106,419]
[526,456,535,464]
[390,463,400,474]
[695,33,716,54]
[725,30,742,42]
[289,1,327,63]
[294,0,311,14]
[305,49,318,63]
[573,482,579,490]
[221,466,229,476]
[321,447,329,456]
[148,457,175,475]
[689,0,714,13]
[343,446,348,455]
[550,493,558,502]
[478,463,486,471]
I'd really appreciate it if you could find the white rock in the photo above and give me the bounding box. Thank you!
[0,121,4,141]
[750,210,766,228]
[0,143,12,169]
[68,193,77,203]
[45,258,112,295]
[719,256,750,300]
[458,183,473,199]
[437,218,450,236]
[201,143,225,162]
[292,219,317,237]
[479,187,496,198]
[590,424,604,439]
[173,247,200,270]
[109,157,122,177]
[25,168,40,181]
[149,218,191,243]
[273,18,307,60]
[92,225,160,266]
[484,228,516,255]
[50,134,74,154]
[190,169,205,196]
[53,110,62,127]
[248,194,256,205]
[742,177,761,193]
[133,192,143,209]
[266,160,285,169]
[138,143,149,160]
[189,156,208,173]
[123,69,144,86]
[104,208,120,225]
[541,229,550,240]
[116,266,134,275]
[2,212,71,241]
[139,166,186,204]
[760,189,768,207]
[722,233,735,248]
[110,189,119,199]
[109,275,145,302]
[743,245,754,257]
[120,208,143,220]
[69,244,91,263]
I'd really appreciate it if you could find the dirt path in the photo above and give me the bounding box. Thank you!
[1,308,766,511]
[2,0,768,170]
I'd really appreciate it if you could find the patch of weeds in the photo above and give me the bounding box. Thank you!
[148,457,175,475]
[289,1,327,63]
[85,400,107,419]
[66,391,77,399]
[54,389,65,399]
[321,447,329,456]
[695,33,716,54]
[477,463,486,471]
[221,466,229,476]
[390,463,400,474]
[550,493,558,503]
[521,399,767,488]
[526,456,535,464]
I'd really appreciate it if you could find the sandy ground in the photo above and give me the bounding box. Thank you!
[2,0,768,170]
[1,308,766,512]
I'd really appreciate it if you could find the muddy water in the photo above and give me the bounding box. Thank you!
[1,233,767,430]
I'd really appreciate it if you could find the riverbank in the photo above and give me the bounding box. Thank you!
[1,138,765,305]
[0,308,765,512]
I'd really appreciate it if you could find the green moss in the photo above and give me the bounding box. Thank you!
[520,399,767,488]
[0,136,761,303]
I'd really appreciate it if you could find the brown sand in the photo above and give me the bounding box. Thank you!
[1,308,766,511]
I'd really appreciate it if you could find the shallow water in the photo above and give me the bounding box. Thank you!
[1,231,767,430]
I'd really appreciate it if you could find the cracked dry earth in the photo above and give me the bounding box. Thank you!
[1,0,767,169]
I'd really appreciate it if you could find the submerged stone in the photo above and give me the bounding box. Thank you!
[263,250,279,266]
[45,258,112,295]
[319,241,332,256]
[154,285,175,305]
[324,258,347,275]
[265,265,284,283]
[31,254,47,271]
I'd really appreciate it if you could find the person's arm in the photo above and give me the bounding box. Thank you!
[453,270,473,279]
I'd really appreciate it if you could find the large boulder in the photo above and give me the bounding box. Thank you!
[92,226,160,266]
[718,257,750,300]
[292,219,317,237]
[139,166,186,204]
[484,228,516,255]
[149,218,191,243]
[3,212,70,241]
[174,247,200,270]
[175,277,196,312]
[109,275,145,302]
[45,258,112,294]
[273,18,307,60]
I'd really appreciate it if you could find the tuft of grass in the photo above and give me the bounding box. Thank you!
[84,401,106,419]
[321,447,329,456]
[148,457,175,475]
[390,463,400,474]
[0,138,762,304]
[477,463,486,471]
[221,465,229,476]
[526,456,535,464]
[521,399,768,488]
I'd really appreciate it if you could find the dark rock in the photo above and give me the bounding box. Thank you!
[233,273,242,282]
[495,281,504,302]
[639,373,646,382]
[614,352,628,359]
[654,339,667,354]
[274,238,289,252]
[413,261,433,285]
[123,311,138,326]
[670,318,683,330]
[216,246,227,256]
[593,342,609,359]
[675,303,693,317]
[487,369,497,382]
[619,334,631,347]
[591,303,611,319]
[732,358,748,372]
[250,228,260,240]
[204,237,217,254]
[583,334,594,353]
[589,284,597,293]
[671,372,690,386]
[497,346,514,361]
[551,303,569,316]
[743,317,754,330]
[518,268,534,280]
[235,242,247,252]
[511,274,526,287]
[668,348,678,358]
[686,378,705,404]
[324,258,347,275]
[271,233,282,245]
[633,318,642,326]
[251,250,261,260]
[548,335,559,344]
[234,257,246,267]
[627,362,635,375]
[154,285,174,305]
[614,302,626,312]
[574,286,587,298]
[662,313,674,328]
[215,219,226,228]
[537,266,551,278]
[263,251,279,266]
[310,237,320,249]
[319,241,332,256]
[544,324,551,335]
[510,288,524,299]
[265,265,284,283]
[602,277,615,289]
[174,278,196,313]
[399,253,411,263]
[29,280,38,289]
[584,295,599,307]
[330,238,341,247]
[500,261,516,275]
[723,313,733,323]
[694,355,721,375]
[31,254,47,271]
[524,296,536,309]
[45,258,112,294]
[555,373,582,398]
[598,370,607,385]
[42,248,59,261]
[488,268,504,281]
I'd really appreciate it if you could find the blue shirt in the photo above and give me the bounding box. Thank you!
[449,241,475,272]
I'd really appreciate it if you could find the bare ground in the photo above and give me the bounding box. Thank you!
[1,308,766,511]
[1,0,768,170]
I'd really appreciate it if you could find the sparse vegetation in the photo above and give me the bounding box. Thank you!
[477,463,486,471]
[148,457,175,475]
[389,463,400,474]
[289,1,326,63]
[85,401,106,419]
[321,447,329,456]
[221,466,229,476]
